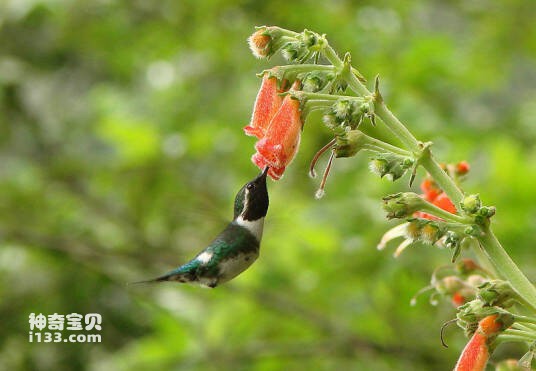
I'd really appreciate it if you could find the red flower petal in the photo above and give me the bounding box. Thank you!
[254,92,302,169]
[245,73,283,139]
[251,153,285,180]
[454,331,489,371]
[433,193,457,214]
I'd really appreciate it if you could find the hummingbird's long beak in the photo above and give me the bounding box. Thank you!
[252,166,269,183]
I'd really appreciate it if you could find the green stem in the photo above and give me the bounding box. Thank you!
[497,334,535,344]
[295,91,363,102]
[418,200,471,224]
[362,136,412,157]
[323,45,421,152]
[504,329,536,338]
[516,317,536,327]
[276,64,335,73]
[477,227,536,311]
[514,322,536,333]
[374,105,420,152]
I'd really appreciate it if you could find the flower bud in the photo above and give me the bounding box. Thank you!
[478,206,496,218]
[382,192,425,219]
[301,71,329,93]
[466,274,487,287]
[248,29,272,59]
[461,194,482,214]
[457,300,496,325]
[247,26,291,59]
[456,161,470,176]
[444,231,461,250]
[334,130,367,158]
[477,280,516,308]
[369,158,389,177]
[436,276,464,295]
[456,258,482,275]
[369,155,408,181]
[452,292,467,307]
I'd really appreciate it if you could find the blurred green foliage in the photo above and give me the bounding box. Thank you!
[1,1,535,370]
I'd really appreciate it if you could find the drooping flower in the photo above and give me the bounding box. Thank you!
[250,81,303,180]
[244,72,284,139]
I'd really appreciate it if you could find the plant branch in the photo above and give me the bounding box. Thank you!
[477,226,536,311]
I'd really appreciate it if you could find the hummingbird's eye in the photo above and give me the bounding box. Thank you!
[246,183,255,190]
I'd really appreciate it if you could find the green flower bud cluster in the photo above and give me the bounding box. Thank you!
[477,280,517,308]
[322,98,368,134]
[382,192,425,219]
[281,29,323,63]
[334,130,367,158]
[456,300,514,337]
[460,194,496,225]
[299,71,333,93]
[369,154,413,181]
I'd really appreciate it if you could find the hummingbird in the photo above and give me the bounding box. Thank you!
[135,167,269,288]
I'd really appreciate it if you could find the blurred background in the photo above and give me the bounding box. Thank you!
[1,0,536,370]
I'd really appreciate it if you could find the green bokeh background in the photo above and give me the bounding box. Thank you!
[1,1,535,370]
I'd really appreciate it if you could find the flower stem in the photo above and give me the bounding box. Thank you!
[418,202,471,224]
[323,45,421,152]
[497,334,535,344]
[419,154,465,209]
[477,226,536,311]
[361,136,412,157]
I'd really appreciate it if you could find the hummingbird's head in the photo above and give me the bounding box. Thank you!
[234,167,269,221]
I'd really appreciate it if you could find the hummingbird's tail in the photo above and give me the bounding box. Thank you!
[128,265,197,286]
[128,274,171,286]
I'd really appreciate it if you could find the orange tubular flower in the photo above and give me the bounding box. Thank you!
[432,193,457,214]
[244,73,283,139]
[452,292,467,307]
[251,81,303,180]
[454,315,503,371]
[415,178,457,220]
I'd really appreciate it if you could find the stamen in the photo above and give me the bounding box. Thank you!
[309,138,336,178]
[440,318,458,348]
[315,149,335,199]
[410,285,434,306]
